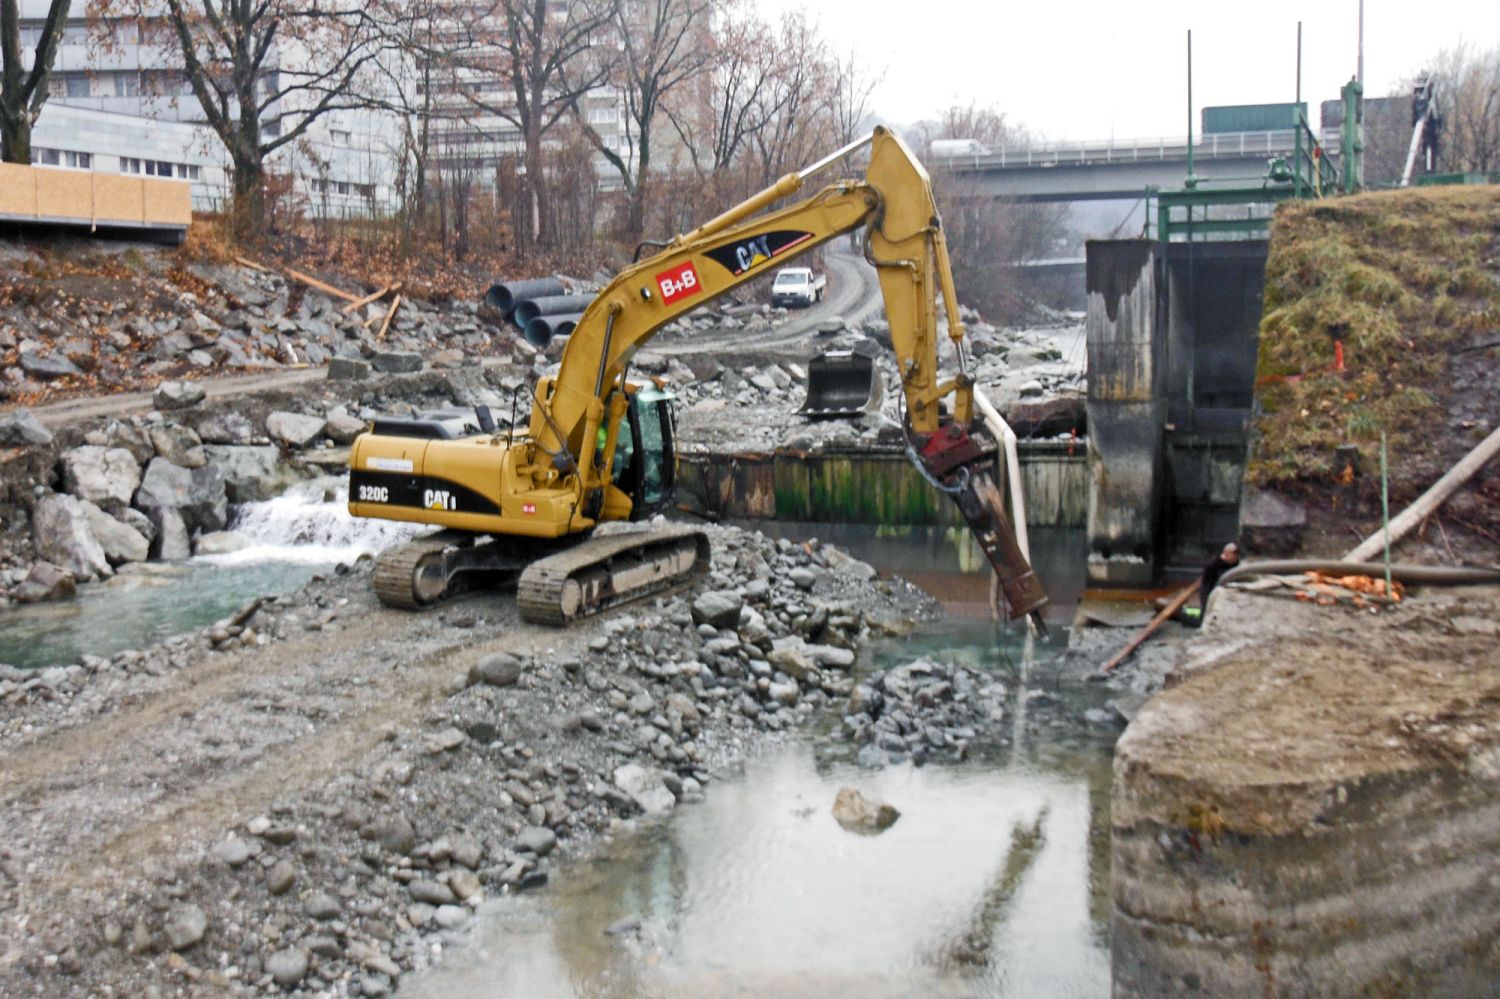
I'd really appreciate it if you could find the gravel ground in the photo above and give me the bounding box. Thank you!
[0,521,938,997]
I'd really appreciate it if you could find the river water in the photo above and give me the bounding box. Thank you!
[0,478,416,669]
[407,525,1114,998]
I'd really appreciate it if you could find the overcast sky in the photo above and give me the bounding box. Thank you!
[757,0,1500,142]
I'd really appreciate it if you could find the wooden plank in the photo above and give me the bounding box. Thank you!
[340,282,401,314]
[1098,581,1200,673]
[233,255,272,272]
[285,267,359,303]
[375,294,403,341]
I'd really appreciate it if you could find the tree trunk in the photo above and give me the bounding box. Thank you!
[231,155,264,240]
[1,115,30,164]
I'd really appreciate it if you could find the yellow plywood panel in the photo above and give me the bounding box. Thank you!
[0,163,38,217]
[89,173,146,225]
[35,169,96,220]
[142,176,192,226]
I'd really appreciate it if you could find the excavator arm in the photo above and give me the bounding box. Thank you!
[350,126,1047,623]
[525,126,1045,622]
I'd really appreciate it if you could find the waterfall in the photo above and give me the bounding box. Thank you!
[201,477,421,566]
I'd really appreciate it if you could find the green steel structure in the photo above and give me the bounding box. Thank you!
[1149,82,1360,242]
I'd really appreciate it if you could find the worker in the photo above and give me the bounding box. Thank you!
[1197,542,1241,619]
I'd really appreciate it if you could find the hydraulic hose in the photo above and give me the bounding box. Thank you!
[1218,560,1500,588]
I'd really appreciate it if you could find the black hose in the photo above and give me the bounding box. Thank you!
[1219,560,1500,588]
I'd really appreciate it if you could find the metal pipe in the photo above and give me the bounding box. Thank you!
[1219,560,1500,588]
[1186,29,1195,185]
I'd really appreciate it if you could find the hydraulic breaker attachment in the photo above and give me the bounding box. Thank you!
[912,423,1049,628]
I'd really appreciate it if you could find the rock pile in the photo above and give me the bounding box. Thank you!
[840,657,1009,767]
[0,249,511,402]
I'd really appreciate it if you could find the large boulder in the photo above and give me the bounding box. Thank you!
[831,787,900,834]
[691,590,744,630]
[0,409,53,446]
[192,410,256,445]
[101,421,155,464]
[134,457,228,534]
[151,507,191,560]
[612,763,676,817]
[32,493,112,581]
[12,561,75,603]
[82,501,150,565]
[323,412,367,445]
[154,380,206,411]
[202,445,298,502]
[371,351,422,374]
[148,425,207,469]
[19,350,80,380]
[59,446,141,508]
[266,411,325,448]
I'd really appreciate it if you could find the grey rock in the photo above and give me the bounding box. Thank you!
[433,905,469,929]
[194,531,248,556]
[19,350,80,379]
[32,493,111,581]
[469,653,522,688]
[150,507,191,561]
[831,786,900,834]
[327,357,372,380]
[266,861,296,896]
[0,409,53,446]
[365,814,417,855]
[409,880,456,905]
[192,411,255,445]
[59,446,141,507]
[102,421,155,464]
[789,567,817,590]
[202,445,298,502]
[426,727,467,753]
[12,561,75,603]
[449,835,483,870]
[613,763,676,817]
[147,425,206,469]
[691,590,744,630]
[266,411,326,448]
[134,458,228,534]
[447,868,481,901]
[324,412,367,444]
[514,825,557,857]
[154,380,206,410]
[371,351,423,374]
[213,837,253,867]
[164,904,208,950]
[266,947,308,988]
[304,892,341,920]
[82,502,150,565]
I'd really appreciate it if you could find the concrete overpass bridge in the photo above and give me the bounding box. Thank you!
[945,130,1301,202]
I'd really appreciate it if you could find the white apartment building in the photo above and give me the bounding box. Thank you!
[18,1,399,215]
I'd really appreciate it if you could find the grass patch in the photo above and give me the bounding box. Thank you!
[1249,185,1500,487]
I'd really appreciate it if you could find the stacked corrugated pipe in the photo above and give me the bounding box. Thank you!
[483,278,595,349]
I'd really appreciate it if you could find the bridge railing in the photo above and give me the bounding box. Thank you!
[947,130,1298,170]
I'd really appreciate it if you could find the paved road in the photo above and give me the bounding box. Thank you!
[656,242,884,357]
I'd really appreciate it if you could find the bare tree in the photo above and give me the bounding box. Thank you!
[1429,43,1500,173]
[747,11,834,186]
[573,0,712,241]
[664,4,778,174]
[125,0,388,234]
[830,46,878,146]
[459,0,617,251]
[0,0,68,163]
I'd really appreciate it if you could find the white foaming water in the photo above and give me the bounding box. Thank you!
[201,477,420,566]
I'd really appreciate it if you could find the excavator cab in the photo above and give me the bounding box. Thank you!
[612,386,678,519]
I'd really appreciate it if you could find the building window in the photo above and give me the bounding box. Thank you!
[66,74,89,98]
[120,156,140,173]
[330,129,350,146]
[115,72,141,97]
[113,21,139,44]
[356,183,374,198]
[179,164,199,180]
[65,151,91,169]
[32,148,61,166]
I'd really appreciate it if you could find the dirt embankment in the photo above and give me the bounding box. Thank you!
[1248,186,1500,562]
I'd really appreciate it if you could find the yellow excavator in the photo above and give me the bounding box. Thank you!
[348,126,1046,626]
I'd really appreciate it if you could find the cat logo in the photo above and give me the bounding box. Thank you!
[424,488,458,511]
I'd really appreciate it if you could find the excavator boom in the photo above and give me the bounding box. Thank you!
[350,126,1046,624]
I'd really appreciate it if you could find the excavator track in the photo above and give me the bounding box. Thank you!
[517,526,711,626]
[372,531,475,609]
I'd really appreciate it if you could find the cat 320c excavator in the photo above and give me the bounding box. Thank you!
[347,126,1047,627]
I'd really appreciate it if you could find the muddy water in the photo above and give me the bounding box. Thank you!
[0,478,414,669]
[409,527,1113,998]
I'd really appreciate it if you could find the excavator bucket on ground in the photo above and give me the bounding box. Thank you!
[800,347,882,418]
